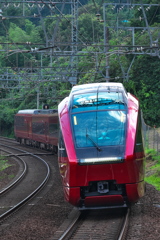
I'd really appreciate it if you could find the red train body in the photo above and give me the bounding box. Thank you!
[14,109,58,152]
[58,83,145,209]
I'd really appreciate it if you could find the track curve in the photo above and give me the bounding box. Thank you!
[0,142,50,222]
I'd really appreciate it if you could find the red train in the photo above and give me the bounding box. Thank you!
[14,109,58,153]
[58,82,145,209]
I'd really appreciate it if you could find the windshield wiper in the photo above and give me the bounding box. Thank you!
[86,133,102,152]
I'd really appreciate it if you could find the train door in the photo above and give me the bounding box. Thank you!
[27,116,32,139]
[45,120,49,143]
[45,121,48,143]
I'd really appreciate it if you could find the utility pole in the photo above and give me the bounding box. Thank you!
[70,0,78,85]
[105,27,110,82]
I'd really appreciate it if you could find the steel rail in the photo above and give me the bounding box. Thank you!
[0,149,27,195]
[118,207,130,240]
[58,211,81,240]
[57,208,130,240]
[0,143,50,220]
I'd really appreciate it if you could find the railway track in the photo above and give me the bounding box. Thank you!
[53,208,129,240]
[0,138,130,239]
[0,149,27,195]
[0,136,54,154]
[0,141,50,223]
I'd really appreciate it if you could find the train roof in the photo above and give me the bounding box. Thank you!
[17,109,58,115]
[70,83,127,95]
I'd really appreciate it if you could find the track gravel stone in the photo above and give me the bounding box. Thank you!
[127,184,160,240]
[0,154,160,240]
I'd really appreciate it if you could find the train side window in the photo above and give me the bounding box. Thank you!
[32,122,45,135]
[14,116,27,131]
[58,129,67,157]
[59,129,65,148]
[49,123,59,137]
[135,111,144,152]
[15,116,24,126]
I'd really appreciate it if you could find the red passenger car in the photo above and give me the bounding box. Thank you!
[14,109,58,152]
[58,83,145,209]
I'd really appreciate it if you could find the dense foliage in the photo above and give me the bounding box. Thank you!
[0,1,159,136]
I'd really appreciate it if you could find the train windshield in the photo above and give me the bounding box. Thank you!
[72,91,126,112]
[71,92,127,149]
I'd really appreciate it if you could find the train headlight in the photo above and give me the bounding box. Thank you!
[79,157,123,165]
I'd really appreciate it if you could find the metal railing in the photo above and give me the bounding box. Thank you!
[143,122,160,153]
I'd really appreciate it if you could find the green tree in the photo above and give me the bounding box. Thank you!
[129,55,160,126]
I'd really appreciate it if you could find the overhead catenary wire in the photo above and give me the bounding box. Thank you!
[0,0,159,90]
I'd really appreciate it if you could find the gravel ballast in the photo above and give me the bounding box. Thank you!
[0,154,160,240]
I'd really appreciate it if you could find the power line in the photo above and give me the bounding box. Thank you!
[0,1,159,88]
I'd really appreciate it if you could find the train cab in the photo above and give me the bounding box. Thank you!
[58,83,145,209]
